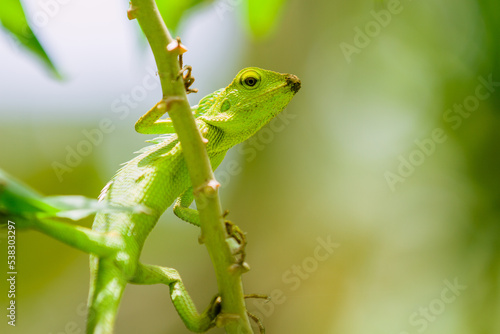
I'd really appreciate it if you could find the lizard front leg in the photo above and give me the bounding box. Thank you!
[135,97,184,134]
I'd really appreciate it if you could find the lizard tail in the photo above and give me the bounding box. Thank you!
[86,256,128,334]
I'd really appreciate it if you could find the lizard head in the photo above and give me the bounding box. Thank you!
[200,67,300,140]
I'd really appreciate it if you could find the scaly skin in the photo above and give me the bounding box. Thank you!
[87,67,300,333]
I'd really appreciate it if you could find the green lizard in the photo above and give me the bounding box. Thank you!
[8,67,300,333]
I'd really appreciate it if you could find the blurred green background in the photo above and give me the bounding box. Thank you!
[1,0,500,333]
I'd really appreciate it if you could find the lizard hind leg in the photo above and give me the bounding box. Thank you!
[130,263,220,332]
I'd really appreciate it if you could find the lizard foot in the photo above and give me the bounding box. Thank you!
[174,37,198,94]
[205,295,222,323]
[224,213,249,272]
[178,65,198,94]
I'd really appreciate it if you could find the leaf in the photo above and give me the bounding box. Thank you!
[43,195,152,221]
[155,0,207,32]
[246,0,288,38]
[0,0,60,77]
[0,169,150,224]
[0,169,58,216]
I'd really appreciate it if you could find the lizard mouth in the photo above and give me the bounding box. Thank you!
[285,74,301,93]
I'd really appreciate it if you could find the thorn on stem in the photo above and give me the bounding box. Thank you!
[194,179,220,198]
[127,4,138,20]
[229,262,250,274]
[166,37,188,54]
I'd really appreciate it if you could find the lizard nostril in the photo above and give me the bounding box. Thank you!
[286,74,301,93]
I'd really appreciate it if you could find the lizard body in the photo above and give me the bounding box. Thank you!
[4,67,300,333]
[87,67,300,332]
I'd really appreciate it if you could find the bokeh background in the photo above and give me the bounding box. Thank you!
[1,0,500,333]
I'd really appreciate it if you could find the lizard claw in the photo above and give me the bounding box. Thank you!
[225,218,249,272]
[205,295,222,322]
[178,65,198,94]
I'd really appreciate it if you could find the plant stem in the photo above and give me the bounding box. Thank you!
[128,1,253,333]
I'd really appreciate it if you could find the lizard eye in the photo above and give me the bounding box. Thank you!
[240,70,261,89]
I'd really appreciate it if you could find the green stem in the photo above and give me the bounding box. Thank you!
[129,1,253,333]
[32,218,118,256]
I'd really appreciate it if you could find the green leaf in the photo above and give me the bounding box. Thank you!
[43,195,151,221]
[0,169,150,225]
[156,0,207,32]
[0,0,60,77]
[246,0,287,38]
[0,169,58,217]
